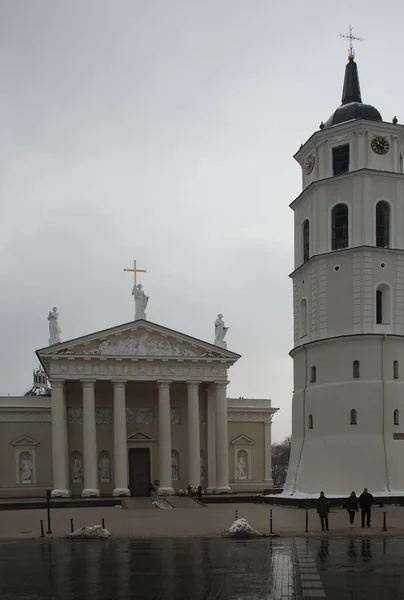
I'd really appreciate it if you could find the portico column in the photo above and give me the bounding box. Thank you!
[187,381,201,488]
[81,380,99,497]
[112,380,130,496]
[215,381,231,492]
[207,385,217,493]
[264,420,274,485]
[158,380,174,494]
[50,379,71,497]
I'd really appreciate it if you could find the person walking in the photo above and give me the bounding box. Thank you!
[346,491,359,527]
[317,491,330,532]
[358,487,374,528]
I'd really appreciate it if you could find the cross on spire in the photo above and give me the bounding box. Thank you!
[339,25,363,60]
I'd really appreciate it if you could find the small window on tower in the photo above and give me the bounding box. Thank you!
[353,360,360,378]
[400,154,404,173]
[350,409,357,425]
[375,201,390,248]
[332,204,349,250]
[310,366,316,383]
[308,414,313,429]
[302,220,310,263]
[332,144,350,176]
[394,360,399,379]
[394,409,400,426]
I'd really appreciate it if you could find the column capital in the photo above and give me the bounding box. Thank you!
[157,380,172,388]
[215,380,230,389]
[80,379,96,386]
[111,379,127,387]
[50,379,65,388]
[186,380,201,388]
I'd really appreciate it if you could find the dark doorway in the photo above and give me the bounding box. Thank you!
[128,448,151,496]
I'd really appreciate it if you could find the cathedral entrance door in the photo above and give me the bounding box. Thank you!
[128,448,151,496]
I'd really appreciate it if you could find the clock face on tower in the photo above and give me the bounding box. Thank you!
[304,154,315,175]
[371,136,390,155]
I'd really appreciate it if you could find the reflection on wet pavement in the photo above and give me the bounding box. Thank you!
[310,536,404,599]
[0,539,293,600]
[1,537,404,599]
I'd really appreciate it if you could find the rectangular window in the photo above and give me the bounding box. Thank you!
[353,360,360,378]
[376,290,383,324]
[394,360,399,379]
[310,366,316,383]
[400,154,404,173]
[332,144,350,176]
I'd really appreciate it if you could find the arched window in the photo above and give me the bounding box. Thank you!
[376,201,390,248]
[302,220,310,263]
[299,298,307,338]
[310,366,317,383]
[350,409,357,425]
[308,414,313,429]
[376,284,391,325]
[353,360,360,378]
[394,409,400,426]
[332,204,349,250]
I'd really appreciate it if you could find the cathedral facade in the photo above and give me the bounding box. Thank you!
[0,319,277,498]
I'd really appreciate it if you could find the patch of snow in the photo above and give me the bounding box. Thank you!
[68,525,111,539]
[226,518,263,538]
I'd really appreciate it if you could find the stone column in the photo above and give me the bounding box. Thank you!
[187,381,201,488]
[50,379,71,497]
[158,380,174,494]
[206,385,217,493]
[264,420,274,485]
[112,380,130,496]
[81,380,99,497]
[215,381,231,492]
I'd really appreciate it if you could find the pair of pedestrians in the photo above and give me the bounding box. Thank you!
[316,488,374,531]
[346,488,374,528]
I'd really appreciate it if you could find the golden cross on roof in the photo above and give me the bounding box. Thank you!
[339,25,364,60]
[124,260,146,310]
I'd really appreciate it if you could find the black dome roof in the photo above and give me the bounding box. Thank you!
[323,57,382,129]
[23,368,51,397]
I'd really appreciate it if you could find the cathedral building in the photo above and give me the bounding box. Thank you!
[0,315,277,498]
[283,50,404,496]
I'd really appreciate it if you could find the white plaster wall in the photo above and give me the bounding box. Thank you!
[293,248,404,346]
[284,336,404,496]
[293,172,404,269]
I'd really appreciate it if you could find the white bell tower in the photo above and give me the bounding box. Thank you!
[283,50,404,496]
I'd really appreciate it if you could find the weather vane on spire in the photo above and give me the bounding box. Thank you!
[339,25,363,60]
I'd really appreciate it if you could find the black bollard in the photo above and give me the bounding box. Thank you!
[70,519,74,533]
[235,509,238,520]
[102,518,105,529]
[46,489,52,534]
[305,508,309,533]
[382,511,387,532]
[270,509,273,534]
[40,519,45,538]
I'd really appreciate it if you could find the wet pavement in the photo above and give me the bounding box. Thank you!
[0,537,403,599]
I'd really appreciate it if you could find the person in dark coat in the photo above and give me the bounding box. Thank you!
[317,491,330,531]
[346,491,359,527]
[358,488,374,528]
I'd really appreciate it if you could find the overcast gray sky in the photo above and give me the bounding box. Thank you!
[0,1,402,442]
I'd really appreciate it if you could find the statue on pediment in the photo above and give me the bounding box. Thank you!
[132,284,149,320]
[214,314,229,349]
[48,306,61,345]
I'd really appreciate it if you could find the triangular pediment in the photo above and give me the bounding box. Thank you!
[230,434,255,445]
[36,319,240,361]
[11,436,39,447]
[127,431,155,442]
